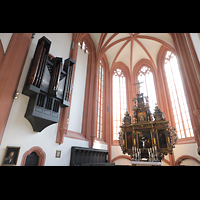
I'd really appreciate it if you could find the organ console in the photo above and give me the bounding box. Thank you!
[23,36,75,132]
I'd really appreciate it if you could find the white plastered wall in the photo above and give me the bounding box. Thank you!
[68,46,88,133]
[0,33,13,53]
[190,33,200,65]
[0,33,89,166]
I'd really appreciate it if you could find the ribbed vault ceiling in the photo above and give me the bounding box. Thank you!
[89,33,174,70]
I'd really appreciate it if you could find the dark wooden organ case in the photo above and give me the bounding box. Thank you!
[22,36,75,132]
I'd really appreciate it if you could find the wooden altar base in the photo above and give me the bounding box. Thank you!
[129,161,161,166]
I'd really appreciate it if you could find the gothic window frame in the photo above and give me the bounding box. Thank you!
[96,62,105,140]
[78,41,89,54]
[163,50,194,140]
[112,68,127,141]
[56,33,96,145]
[133,59,159,112]
[137,65,158,114]
[157,46,196,144]
[110,62,131,145]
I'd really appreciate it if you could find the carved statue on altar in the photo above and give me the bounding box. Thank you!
[140,135,147,149]
[140,113,145,121]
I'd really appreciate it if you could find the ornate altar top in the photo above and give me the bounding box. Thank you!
[119,90,177,162]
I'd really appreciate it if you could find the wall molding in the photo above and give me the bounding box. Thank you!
[175,155,200,166]
[111,155,132,163]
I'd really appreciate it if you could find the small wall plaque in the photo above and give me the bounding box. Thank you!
[55,150,61,158]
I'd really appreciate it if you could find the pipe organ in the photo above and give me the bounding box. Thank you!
[23,36,75,132]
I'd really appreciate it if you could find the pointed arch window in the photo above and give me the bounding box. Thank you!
[96,64,104,139]
[78,41,89,54]
[164,51,194,139]
[137,66,157,114]
[113,69,127,140]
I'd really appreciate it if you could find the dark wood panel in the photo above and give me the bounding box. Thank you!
[70,146,114,166]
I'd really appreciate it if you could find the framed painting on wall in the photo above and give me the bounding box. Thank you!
[2,146,20,166]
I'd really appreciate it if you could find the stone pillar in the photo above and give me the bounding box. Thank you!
[171,33,200,147]
[0,33,32,144]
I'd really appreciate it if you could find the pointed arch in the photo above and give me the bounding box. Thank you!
[79,33,96,55]
[56,33,97,147]
[111,61,131,79]
[21,146,46,166]
[110,62,132,145]
[132,58,157,82]
[111,155,132,163]
[175,155,200,166]
[132,59,158,96]
[110,61,132,108]
[157,44,196,143]
[132,59,158,113]
[156,45,174,124]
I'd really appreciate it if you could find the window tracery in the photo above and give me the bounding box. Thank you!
[78,41,89,54]
[137,66,157,114]
[164,51,194,139]
[96,64,104,139]
[113,68,127,140]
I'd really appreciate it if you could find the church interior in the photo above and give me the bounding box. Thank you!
[0,33,200,166]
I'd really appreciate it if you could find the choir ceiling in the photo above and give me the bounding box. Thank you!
[89,33,174,70]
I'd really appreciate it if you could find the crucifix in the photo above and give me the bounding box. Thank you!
[133,81,144,93]
[140,135,147,150]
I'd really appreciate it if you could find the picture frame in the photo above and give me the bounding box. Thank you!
[55,150,61,158]
[2,146,20,166]
[138,111,146,121]
[157,129,168,149]
[125,132,133,149]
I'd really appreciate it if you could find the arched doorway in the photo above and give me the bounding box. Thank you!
[21,146,46,166]
[24,152,39,166]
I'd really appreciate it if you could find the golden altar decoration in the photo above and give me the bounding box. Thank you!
[119,92,177,162]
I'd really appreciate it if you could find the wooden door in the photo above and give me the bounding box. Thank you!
[24,152,39,166]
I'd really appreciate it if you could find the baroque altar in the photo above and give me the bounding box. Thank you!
[119,92,177,162]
